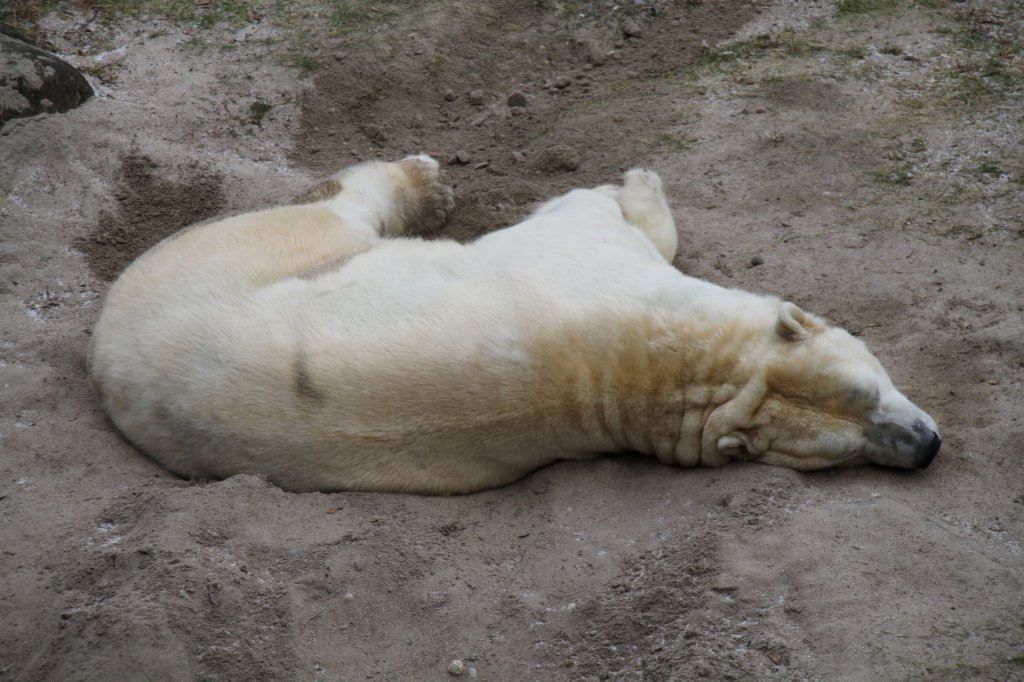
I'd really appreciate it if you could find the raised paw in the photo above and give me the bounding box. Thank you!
[616,168,677,262]
[622,168,665,197]
[397,154,456,236]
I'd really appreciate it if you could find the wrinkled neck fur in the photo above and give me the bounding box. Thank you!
[538,294,772,466]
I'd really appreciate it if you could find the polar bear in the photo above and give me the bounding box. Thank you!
[88,155,941,494]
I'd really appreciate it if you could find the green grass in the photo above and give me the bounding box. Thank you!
[837,0,900,14]
[871,166,914,186]
[840,44,869,60]
[653,132,694,153]
[295,55,323,73]
[249,99,273,125]
[974,159,1003,177]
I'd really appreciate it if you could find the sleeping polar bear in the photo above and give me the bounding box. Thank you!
[88,155,941,494]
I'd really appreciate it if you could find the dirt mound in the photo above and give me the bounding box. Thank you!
[295,0,757,241]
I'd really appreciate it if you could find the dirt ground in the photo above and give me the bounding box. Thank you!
[1,0,1023,679]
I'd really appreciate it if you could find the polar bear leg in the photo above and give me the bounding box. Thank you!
[614,169,678,262]
[324,154,455,239]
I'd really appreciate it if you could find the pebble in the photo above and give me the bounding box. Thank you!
[532,144,580,173]
[444,88,457,102]
[553,76,571,89]
[468,668,478,679]
[468,89,485,105]
[353,559,366,572]
[588,47,607,66]
[622,18,642,38]
[750,255,764,267]
[448,659,466,676]
[511,151,526,163]
[507,91,528,108]
[755,106,767,114]
[449,151,471,165]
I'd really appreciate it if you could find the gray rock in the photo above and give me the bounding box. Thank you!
[532,144,580,173]
[1,29,93,127]
[621,18,642,38]
[506,91,527,108]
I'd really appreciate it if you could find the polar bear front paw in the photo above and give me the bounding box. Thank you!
[398,154,456,236]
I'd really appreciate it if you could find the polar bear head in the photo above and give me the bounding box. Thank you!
[701,302,940,471]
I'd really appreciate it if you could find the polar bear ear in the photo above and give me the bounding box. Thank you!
[776,302,810,341]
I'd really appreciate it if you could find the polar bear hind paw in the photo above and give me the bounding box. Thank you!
[397,154,456,236]
[616,168,678,262]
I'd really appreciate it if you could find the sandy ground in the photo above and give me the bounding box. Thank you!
[1,0,1023,679]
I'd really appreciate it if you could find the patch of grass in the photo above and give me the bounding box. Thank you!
[935,10,1024,107]
[777,28,814,56]
[329,3,371,30]
[249,99,273,125]
[295,55,323,73]
[701,35,771,65]
[193,0,256,29]
[837,0,900,14]
[698,32,814,73]
[974,159,1003,177]
[2,0,259,42]
[840,44,869,60]
[871,166,914,186]
[653,132,694,153]
[324,1,398,33]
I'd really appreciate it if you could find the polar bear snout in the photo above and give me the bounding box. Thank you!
[865,413,941,469]
[918,430,942,469]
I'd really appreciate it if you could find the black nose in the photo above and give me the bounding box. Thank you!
[916,432,941,469]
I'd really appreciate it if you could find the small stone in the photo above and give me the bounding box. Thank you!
[988,522,1004,532]
[532,144,580,173]
[588,47,607,66]
[553,76,572,89]
[750,255,764,267]
[622,18,642,38]
[468,668,478,680]
[468,89,485,105]
[449,151,471,165]
[343,592,354,601]
[507,91,528,108]
[353,559,366,572]
[511,151,526,163]
[448,659,466,676]
[444,89,457,102]
[754,106,767,114]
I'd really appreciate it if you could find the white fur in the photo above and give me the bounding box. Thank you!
[89,157,938,493]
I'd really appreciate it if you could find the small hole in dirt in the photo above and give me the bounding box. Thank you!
[76,151,225,281]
